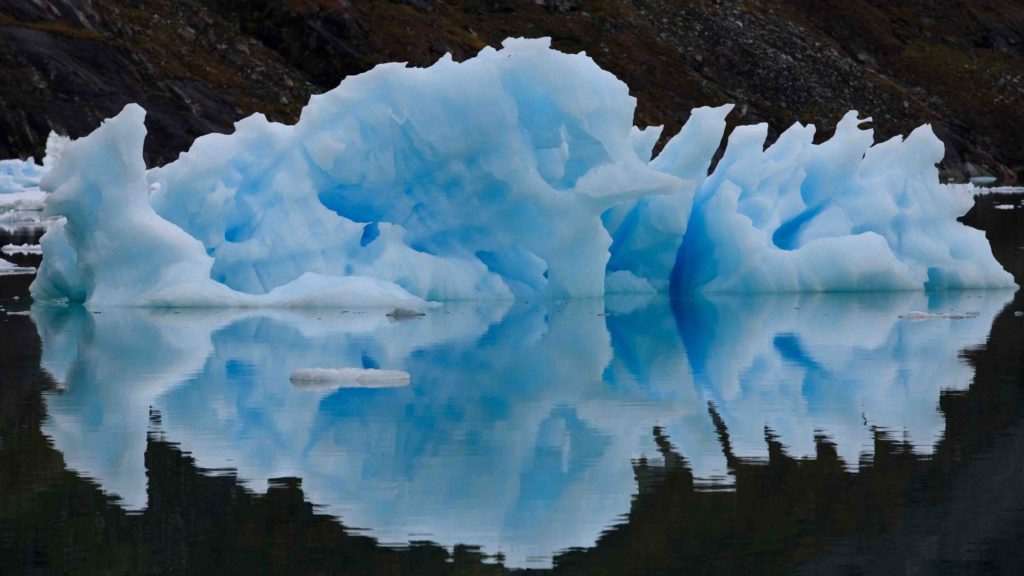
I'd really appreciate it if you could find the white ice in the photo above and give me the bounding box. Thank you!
[899,310,980,320]
[0,256,35,275]
[2,243,43,255]
[289,367,411,389]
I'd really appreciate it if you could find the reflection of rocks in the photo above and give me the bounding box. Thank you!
[961,191,1024,286]
[575,292,1024,576]
[33,290,1012,566]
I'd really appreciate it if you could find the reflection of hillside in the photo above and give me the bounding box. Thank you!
[1,394,505,574]
[555,292,1024,575]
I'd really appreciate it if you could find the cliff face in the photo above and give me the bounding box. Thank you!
[1,0,1022,182]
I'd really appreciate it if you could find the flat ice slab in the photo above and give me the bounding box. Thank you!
[899,310,980,320]
[289,368,411,390]
[0,257,36,275]
[2,243,43,255]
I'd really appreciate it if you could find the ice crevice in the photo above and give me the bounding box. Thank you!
[28,38,1016,308]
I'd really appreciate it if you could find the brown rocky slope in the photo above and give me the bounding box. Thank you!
[1,0,1022,183]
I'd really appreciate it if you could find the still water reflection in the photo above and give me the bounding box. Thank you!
[30,290,1014,567]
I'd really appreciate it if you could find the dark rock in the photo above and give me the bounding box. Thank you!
[537,0,582,13]
[0,0,1021,184]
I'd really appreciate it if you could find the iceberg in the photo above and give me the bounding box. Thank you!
[0,133,67,227]
[0,131,68,195]
[28,38,1015,306]
[0,156,45,195]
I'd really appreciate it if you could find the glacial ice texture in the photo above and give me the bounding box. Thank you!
[35,290,1014,567]
[0,134,66,228]
[27,38,1015,306]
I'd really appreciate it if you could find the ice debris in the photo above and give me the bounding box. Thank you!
[0,132,68,194]
[289,367,411,389]
[0,256,36,276]
[2,243,43,255]
[898,310,980,320]
[27,38,1016,307]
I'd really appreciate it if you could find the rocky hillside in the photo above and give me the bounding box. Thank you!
[1,0,1023,183]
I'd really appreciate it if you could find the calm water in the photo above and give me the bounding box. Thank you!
[1,195,1023,575]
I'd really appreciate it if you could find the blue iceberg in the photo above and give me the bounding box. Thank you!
[28,38,1015,307]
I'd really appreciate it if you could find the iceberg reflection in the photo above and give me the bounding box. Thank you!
[33,290,1012,566]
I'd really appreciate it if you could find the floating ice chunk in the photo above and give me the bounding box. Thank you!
[994,204,1016,210]
[0,132,67,195]
[386,307,427,319]
[964,185,1024,197]
[289,367,411,390]
[0,159,44,195]
[0,189,46,211]
[2,243,42,255]
[0,256,35,275]
[898,310,980,320]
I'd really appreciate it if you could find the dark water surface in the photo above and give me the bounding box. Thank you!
[1,196,1023,575]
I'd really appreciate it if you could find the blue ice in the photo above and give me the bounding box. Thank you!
[24,38,1013,308]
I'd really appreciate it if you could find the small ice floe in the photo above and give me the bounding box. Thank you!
[0,257,35,276]
[1014,311,1024,318]
[899,310,979,321]
[386,307,426,320]
[0,189,46,211]
[970,176,998,186]
[289,367,411,390]
[995,204,1017,210]
[1,243,42,255]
